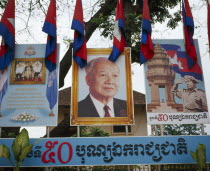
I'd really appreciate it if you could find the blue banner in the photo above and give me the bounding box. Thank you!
[0,136,210,166]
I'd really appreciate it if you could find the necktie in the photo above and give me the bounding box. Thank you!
[103,105,111,117]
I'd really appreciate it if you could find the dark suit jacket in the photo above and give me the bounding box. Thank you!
[78,94,127,117]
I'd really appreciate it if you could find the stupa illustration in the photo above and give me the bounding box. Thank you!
[146,44,183,112]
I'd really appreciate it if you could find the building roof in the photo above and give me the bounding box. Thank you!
[58,87,145,106]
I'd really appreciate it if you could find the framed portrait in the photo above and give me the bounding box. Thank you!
[71,48,134,126]
[10,58,46,85]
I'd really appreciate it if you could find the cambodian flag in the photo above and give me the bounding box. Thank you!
[139,0,154,65]
[43,0,58,113]
[182,0,197,68]
[108,0,126,62]
[42,0,57,72]
[0,0,15,70]
[0,67,8,105]
[71,0,87,68]
[160,44,203,81]
[160,44,181,58]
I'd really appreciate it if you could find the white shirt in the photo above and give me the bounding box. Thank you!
[90,94,115,117]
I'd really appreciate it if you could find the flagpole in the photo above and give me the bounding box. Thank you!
[125,125,130,171]
[77,126,80,171]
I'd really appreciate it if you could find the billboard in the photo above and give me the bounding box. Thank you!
[0,44,59,126]
[144,39,209,125]
[0,136,210,166]
[71,48,134,126]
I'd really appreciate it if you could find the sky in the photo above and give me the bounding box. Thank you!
[1,0,210,137]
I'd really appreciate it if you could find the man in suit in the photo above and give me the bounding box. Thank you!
[78,57,127,117]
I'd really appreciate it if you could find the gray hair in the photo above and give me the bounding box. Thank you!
[85,57,119,76]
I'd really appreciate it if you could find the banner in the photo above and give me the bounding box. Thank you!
[0,44,59,126]
[0,136,210,166]
[144,39,209,125]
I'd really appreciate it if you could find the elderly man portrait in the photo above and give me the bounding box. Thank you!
[171,75,208,112]
[78,57,127,117]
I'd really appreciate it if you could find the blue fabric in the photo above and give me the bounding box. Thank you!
[0,78,8,104]
[46,70,58,110]
[71,19,87,68]
[73,56,87,68]
[108,46,121,62]
[139,51,147,64]
[42,21,56,72]
[0,23,15,70]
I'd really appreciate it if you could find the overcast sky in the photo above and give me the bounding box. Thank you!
[8,0,210,137]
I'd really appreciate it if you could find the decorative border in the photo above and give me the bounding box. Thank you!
[71,48,134,125]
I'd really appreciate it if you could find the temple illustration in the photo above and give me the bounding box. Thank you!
[146,44,183,112]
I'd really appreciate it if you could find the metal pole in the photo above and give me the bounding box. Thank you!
[46,126,50,138]
[44,127,50,171]
[155,125,158,136]
[160,125,164,136]
[200,124,205,135]
[151,125,155,136]
[157,125,161,171]
[77,126,80,171]
[125,125,129,136]
[125,125,130,171]
[77,126,80,137]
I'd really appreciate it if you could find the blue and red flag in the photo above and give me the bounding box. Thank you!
[71,0,87,68]
[139,0,154,65]
[0,67,8,106]
[160,44,202,81]
[108,0,126,62]
[42,0,57,72]
[182,0,197,68]
[0,0,15,70]
[43,0,58,113]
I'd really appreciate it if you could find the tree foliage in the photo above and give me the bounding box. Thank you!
[0,0,199,88]
[73,126,110,137]
[164,124,202,135]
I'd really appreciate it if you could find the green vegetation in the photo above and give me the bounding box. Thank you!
[0,128,39,171]
[190,144,206,171]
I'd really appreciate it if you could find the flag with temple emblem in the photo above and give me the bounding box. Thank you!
[42,0,57,72]
[71,0,87,68]
[43,0,58,114]
[160,44,203,81]
[108,0,126,62]
[139,0,154,65]
[0,0,15,70]
[182,0,197,68]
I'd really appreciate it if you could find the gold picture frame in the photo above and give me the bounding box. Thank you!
[71,48,134,125]
[10,58,46,85]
